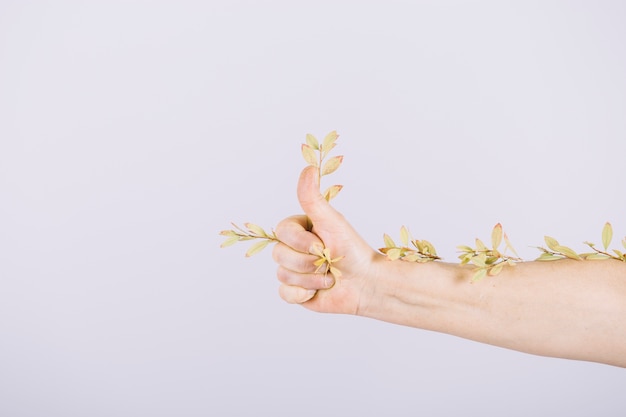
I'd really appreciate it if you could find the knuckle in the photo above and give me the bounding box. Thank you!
[273,219,290,241]
[274,214,305,242]
[279,285,315,304]
[271,242,282,263]
[297,256,315,273]
[276,266,290,284]
[278,285,298,304]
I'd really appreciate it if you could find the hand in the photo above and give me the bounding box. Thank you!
[272,166,381,314]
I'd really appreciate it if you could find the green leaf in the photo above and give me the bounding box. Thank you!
[321,130,338,156]
[423,240,437,255]
[470,254,487,267]
[330,254,345,263]
[323,184,343,201]
[602,222,613,250]
[544,236,560,252]
[536,252,561,261]
[471,268,488,282]
[584,253,610,260]
[491,223,503,250]
[555,245,582,260]
[387,248,402,261]
[402,253,420,262]
[245,239,271,257]
[400,226,410,246]
[244,222,267,237]
[489,262,504,276]
[383,233,396,248]
[456,245,474,253]
[220,236,240,248]
[321,155,343,176]
[613,249,624,258]
[459,253,472,265]
[485,255,499,265]
[301,144,318,167]
[329,266,342,279]
[313,257,326,267]
[475,238,487,251]
[504,233,520,258]
[305,133,319,150]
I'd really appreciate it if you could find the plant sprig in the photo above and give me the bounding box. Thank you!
[536,222,626,262]
[311,245,345,278]
[220,131,345,278]
[534,236,582,261]
[581,222,626,261]
[302,131,344,202]
[379,226,441,262]
[457,223,522,282]
[219,222,278,257]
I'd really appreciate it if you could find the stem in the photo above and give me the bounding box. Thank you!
[318,144,323,180]
[465,249,523,263]
[589,245,621,260]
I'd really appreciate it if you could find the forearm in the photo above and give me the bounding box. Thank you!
[359,255,626,367]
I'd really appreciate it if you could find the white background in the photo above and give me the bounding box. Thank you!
[1,1,625,416]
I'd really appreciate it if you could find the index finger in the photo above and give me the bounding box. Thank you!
[274,214,324,254]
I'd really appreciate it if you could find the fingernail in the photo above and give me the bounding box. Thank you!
[302,289,317,303]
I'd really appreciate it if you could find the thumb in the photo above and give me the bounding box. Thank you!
[297,166,344,231]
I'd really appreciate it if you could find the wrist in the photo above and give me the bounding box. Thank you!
[356,257,479,333]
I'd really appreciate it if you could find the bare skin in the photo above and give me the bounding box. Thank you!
[272,166,626,367]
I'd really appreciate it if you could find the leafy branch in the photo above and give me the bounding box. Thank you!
[534,236,582,261]
[379,226,441,262]
[457,223,522,282]
[536,222,626,262]
[219,222,278,256]
[302,131,344,202]
[311,245,345,279]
